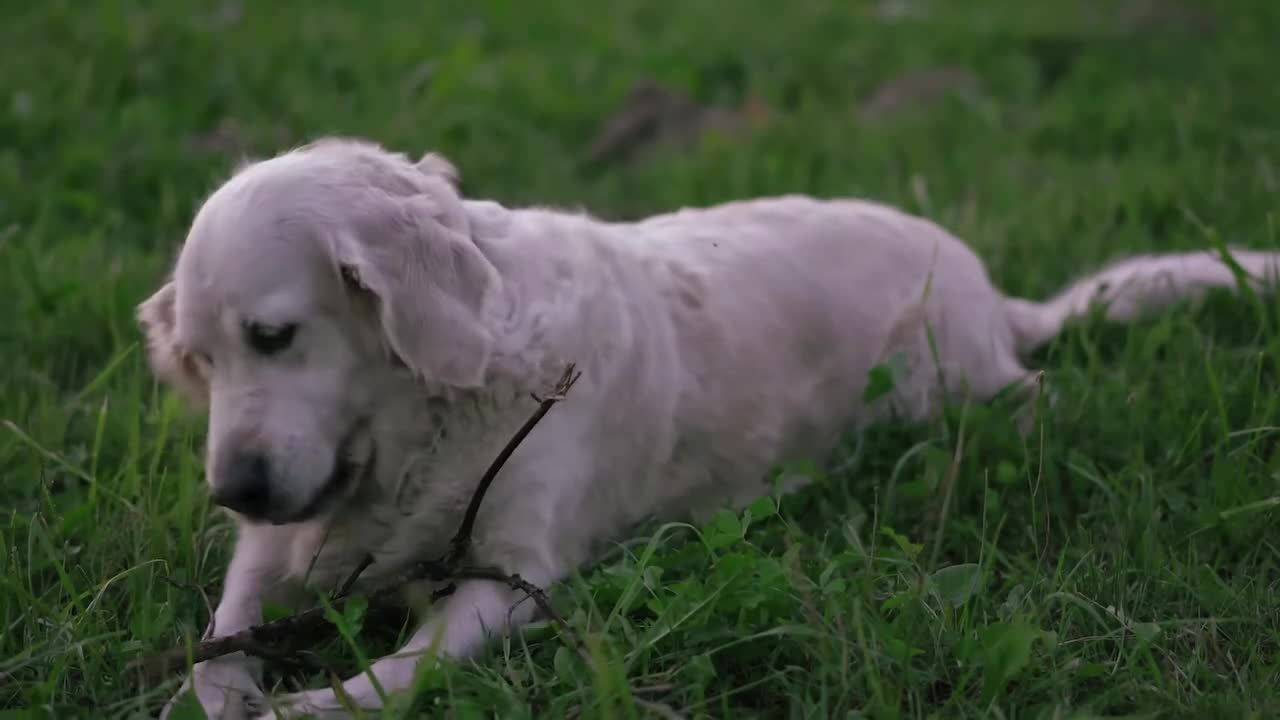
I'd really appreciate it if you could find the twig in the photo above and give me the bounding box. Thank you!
[447,566,589,661]
[132,560,441,679]
[131,364,583,681]
[333,553,375,600]
[130,559,588,681]
[444,364,580,566]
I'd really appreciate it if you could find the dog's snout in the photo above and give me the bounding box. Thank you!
[212,451,272,517]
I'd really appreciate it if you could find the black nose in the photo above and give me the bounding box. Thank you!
[212,451,272,517]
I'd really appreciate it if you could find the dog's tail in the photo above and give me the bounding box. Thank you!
[1004,248,1280,354]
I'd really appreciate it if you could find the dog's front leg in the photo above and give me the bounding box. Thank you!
[161,523,298,720]
[256,573,545,719]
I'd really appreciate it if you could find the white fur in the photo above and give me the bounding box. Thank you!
[139,137,1280,719]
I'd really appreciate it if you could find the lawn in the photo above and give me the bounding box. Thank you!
[3,1,1280,718]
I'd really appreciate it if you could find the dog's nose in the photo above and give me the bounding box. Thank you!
[212,451,272,517]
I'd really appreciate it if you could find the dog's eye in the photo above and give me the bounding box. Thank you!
[244,321,298,356]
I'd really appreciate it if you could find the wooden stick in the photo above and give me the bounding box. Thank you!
[130,364,583,681]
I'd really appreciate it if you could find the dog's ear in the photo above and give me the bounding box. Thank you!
[416,152,460,188]
[332,192,502,388]
[137,280,210,404]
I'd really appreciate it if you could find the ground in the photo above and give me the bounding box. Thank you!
[2,1,1279,718]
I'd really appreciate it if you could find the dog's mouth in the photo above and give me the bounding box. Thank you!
[276,420,375,525]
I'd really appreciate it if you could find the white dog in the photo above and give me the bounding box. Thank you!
[139,137,1279,718]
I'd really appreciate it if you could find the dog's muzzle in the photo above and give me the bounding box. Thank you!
[213,420,375,525]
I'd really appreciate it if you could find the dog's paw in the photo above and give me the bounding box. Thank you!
[251,645,438,718]
[252,669,405,720]
[159,654,265,720]
[251,688,357,720]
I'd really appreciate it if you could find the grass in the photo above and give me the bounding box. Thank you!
[3,0,1280,717]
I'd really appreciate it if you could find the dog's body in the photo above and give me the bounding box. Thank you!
[139,138,1280,719]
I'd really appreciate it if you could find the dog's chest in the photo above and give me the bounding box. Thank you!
[307,389,539,586]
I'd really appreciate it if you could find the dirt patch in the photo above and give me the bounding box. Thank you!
[585,79,769,169]
[1116,0,1214,33]
[857,65,983,120]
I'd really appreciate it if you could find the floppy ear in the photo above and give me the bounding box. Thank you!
[416,152,460,188]
[137,280,210,404]
[333,194,502,388]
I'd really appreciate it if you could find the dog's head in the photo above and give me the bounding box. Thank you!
[137,138,502,524]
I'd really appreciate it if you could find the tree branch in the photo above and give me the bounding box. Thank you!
[130,363,584,681]
[444,364,581,566]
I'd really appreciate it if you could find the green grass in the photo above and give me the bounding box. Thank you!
[3,1,1280,718]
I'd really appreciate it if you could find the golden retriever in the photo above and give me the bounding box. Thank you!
[139,137,1280,718]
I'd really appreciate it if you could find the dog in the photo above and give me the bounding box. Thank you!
[138,137,1280,718]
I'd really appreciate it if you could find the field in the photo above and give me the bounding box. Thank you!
[3,1,1280,718]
